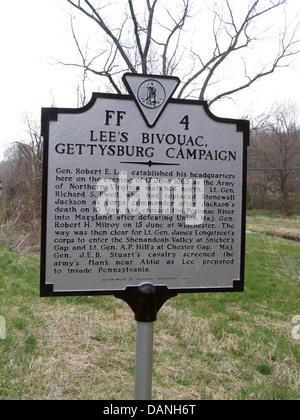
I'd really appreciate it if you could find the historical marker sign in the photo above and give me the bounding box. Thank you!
[40,73,249,297]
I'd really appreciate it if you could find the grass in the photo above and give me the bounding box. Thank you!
[0,214,299,400]
[247,210,300,241]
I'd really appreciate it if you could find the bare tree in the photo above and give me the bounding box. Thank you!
[2,115,43,226]
[57,0,300,107]
[248,102,300,215]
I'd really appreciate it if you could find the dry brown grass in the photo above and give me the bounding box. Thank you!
[247,213,300,241]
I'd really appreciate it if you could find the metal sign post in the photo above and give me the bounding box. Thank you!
[134,284,156,400]
[40,72,249,400]
[135,321,154,400]
[114,284,178,400]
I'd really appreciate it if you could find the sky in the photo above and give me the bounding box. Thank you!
[0,0,300,160]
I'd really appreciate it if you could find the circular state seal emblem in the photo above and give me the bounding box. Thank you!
[137,79,166,109]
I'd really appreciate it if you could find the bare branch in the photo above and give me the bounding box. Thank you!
[161,0,190,75]
[208,15,300,106]
[63,0,300,108]
[66,0,136,72]
[144,0,158,73]
[178,0,298,102]
[128,0,144,70]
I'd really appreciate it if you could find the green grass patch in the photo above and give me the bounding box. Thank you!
[0,222,299,400]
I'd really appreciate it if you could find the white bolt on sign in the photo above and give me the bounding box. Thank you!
[0,316,6,340]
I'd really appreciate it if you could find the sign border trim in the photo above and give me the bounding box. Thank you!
[40,92,249,297]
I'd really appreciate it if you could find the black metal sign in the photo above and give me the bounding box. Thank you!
[40,73,249,304]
